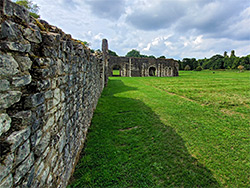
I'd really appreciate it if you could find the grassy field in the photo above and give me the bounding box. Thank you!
[69,70,250,187]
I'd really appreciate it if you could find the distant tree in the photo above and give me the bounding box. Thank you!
[181,58,197,70]
[108,50,118,56]
[15,0,40,18]
[148,55,156,59]
[224,51,228,57]
[230,50,236,57]
[184,65,191,71]
[238,65,244,72]
[125,49,141,57]
[159,56,166,59]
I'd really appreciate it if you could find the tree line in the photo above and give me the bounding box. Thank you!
[179,50,250,71]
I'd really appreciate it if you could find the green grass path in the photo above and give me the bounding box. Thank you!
[69,71,250,187]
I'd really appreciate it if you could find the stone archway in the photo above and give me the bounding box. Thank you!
[149,67,156,76]
[165,67,172,76]
[112,65,121,77]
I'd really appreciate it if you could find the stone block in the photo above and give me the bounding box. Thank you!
[0,41,31,53]
[36,161,44,177]
[24,93,45,109]
[30,129,42,148]
[40,167,50,185]
[43,115,54,131]
[0,113,11,137]
[11,110,32,126]
[58,129,66,153]
[12,74,32,87]
[45,90,53,99]
[37,79,51,91]
[34,132,50,156]
[0,174,13,188]
[0,79,10,91]
[24,28,42,43]
[41,31,60,47]
[0,20,22,41]
[16,139,30,165]
[0,153,14,183]
[0,91,22,109]
[14,56,33,71]
[7,127,31,151]
[0,52,19,76]
[14,153,34,184]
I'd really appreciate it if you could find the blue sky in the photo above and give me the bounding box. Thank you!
[31,0,250,60]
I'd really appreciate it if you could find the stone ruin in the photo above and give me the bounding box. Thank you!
[0,0,179,187]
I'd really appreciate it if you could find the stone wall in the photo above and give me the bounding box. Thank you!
[108,56,179,77]
[0,0,105,187]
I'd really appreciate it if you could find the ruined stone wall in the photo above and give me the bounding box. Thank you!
[108,56,179,77]
[0,0,105,187]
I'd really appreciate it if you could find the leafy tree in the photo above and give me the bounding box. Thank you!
[159,56,166,59]
[148,55,156,59]
[15,0,40,18]
[126,49,141,57]
[181,58,197,70]
[230,50,236,58]
[108,50,118,56]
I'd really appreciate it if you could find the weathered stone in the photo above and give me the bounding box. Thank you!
[0,153,14,183]
[16,139,30,165]
[14,153,34,184]
[0,41,31,52]
[24,28,42,43]
[43,115,54,131]
[40,167,50,185]
[0,174,13,188]
[0,79,10,91]
[54,88,60,101]
[46,174,53,185]
[24,93,45,108]
[11,110,32,126]
[34,132,50,156]
[0,113,11,137]
[0,91,22,109]
[45,90,53,99]
[58,129,66,153]
[41,31,60,46]
[12,74,32,87]
[30,129,42,148]
[7,127,31,151]
[36,161,44,177]
[37,79,51,91]
[0,20,22,41]
[14,56,33,71]
[0,52,19,76]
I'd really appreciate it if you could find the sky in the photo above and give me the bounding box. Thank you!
[31,0,250,60]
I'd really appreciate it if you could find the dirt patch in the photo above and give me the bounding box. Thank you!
[118,126,138,132]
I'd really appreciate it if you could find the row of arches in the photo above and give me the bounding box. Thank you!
[111,65,174,77]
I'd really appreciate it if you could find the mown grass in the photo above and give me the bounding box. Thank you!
[112,69,120,76]
[69,70,250,187]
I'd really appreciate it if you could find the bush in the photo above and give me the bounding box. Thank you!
[195,66,202,71]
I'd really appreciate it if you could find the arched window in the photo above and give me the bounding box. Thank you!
[149,67,156,76]
[112,65,121,76]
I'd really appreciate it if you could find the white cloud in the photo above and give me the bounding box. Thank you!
[31,0,250,59]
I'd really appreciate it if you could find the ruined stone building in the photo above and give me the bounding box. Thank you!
[102,39,179,78]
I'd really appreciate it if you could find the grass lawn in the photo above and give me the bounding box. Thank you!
[69,70,250,187]
[112,69,120,76]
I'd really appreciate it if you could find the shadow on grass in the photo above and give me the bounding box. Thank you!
[69,79,219,187]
